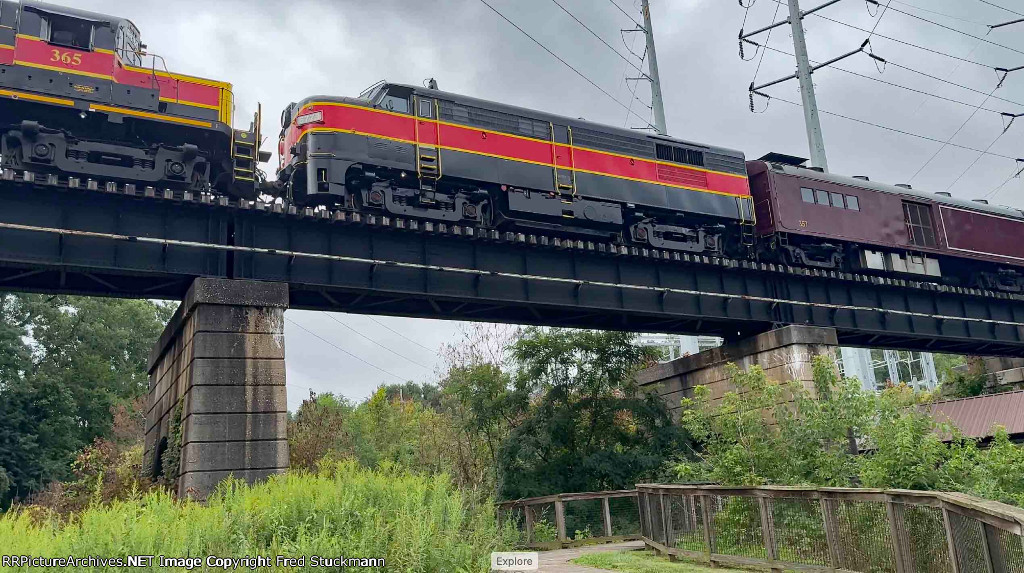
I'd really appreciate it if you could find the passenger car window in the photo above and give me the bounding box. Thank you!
[830,192,844,208]
[801,188,815,203]
[815,189,829,205]
[846,196,860,211]
[903,202,936,247]
[380,94,409,114]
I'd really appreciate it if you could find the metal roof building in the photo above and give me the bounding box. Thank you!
[926,390,1024,443]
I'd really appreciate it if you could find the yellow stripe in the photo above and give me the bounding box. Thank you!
[159,97,220,111]
[89,104,212,128]
[297,127,749,198]
[0,88,73,106]
[299,100,746,180]
[14,60,113,80]
[122,65,231,89]
[15,34,36,40]
[94,48,114,55]
[0,44,13,51]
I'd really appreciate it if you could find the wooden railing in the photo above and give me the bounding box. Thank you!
[497,490,641,549]
[637,484,1024,573]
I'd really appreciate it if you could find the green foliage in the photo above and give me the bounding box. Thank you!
[497,328,689,499]
[531,519,557,543]
[0,294,170,505]
[383,381,442,410]
[674,356,1024,506]
[159,401,183,483]
[675,357,872,486]
[942,370,987,398]
[0,461,518,572]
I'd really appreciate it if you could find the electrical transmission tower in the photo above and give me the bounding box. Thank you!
[741,0,855,172]
[641,0,668,135]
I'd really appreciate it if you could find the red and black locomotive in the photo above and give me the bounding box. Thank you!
[5,1,1024,294]
[0,0,267,198]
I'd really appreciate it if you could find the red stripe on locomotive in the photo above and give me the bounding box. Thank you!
[14,35,113,77]
[291,102,750,197]
[0,45,14,66]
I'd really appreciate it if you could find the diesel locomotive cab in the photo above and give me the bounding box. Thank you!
[0,0,265,197]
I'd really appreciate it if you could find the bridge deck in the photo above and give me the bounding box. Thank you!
[1,173,1023,355]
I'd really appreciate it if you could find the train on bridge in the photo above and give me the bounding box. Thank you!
[3,0,1024,294]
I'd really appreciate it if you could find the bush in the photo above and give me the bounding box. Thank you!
[1,461,519,572]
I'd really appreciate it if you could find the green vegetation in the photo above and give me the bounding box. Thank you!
[674,356,1024,506]
[0,461,517,572]
[573,550,747,572]
[0,294,171,508]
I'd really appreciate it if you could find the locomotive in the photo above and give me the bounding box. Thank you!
[4,1,1024,294]
[0,0,268,198]
[276,82,1024,293]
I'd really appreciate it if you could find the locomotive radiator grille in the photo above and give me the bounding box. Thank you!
[656,163,708,188]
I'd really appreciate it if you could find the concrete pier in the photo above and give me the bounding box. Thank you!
[637,325,838,419]
[143,278,289,499]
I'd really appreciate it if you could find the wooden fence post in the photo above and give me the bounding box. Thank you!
[554,498,567,544]
[663,492,674,548]
[700,494,716,559]
[885,499,910,573]
[982,522,1002,573]
[758,496,781,573]
[819,497,843,569]
[941,507,961,573]
[602,496,613,538]
[525,504,535,545]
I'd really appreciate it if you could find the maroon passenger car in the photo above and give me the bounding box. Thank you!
[748,155,1024,291]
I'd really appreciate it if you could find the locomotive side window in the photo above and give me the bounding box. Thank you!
[553,125,570,144]
[903,202,937,247]
[846,196,860,211]
[418,98,434,119]
[801,188,815,203]
[41,14,93,51]
[380,94,409,114]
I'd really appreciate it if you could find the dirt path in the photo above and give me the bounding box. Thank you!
[537,540,645,572]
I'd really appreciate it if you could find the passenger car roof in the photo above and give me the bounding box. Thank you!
[759,161,1024,221]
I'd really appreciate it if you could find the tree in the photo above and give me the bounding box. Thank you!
[0,294,171,505]
[496,328,689,499]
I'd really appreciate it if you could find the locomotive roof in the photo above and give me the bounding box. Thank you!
[761,161,1024,221]
[21,0,128,27]
[384,82,746,160]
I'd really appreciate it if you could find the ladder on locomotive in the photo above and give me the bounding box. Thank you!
[229,104,265,197]
[550,123,576,196]
[414,97,441,199]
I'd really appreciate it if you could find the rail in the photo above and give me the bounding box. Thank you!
[636,484,1024,573]
[497,490,642,549]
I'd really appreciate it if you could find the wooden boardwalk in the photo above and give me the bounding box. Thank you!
[538,540,644,572]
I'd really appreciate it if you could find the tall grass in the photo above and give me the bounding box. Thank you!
[0,461,519,572]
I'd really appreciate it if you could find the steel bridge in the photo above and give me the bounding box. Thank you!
[1,171,1024,356]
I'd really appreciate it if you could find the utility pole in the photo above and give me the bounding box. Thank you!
[641,0,668,135]
[742,0,847,172]
[787,0,828,171]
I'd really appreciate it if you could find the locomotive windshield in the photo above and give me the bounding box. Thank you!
[41,13,94,50]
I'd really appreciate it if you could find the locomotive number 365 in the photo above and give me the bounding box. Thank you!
[50,50,82,66]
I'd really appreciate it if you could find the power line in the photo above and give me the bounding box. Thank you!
[800,8,1001,70]
[756,92,1020,161]
[867,0,893,40]
[984,162,1024,199]
[607,0,644,28]
[978,0,1024,19]
[751,0,783,85]
[907,81,1002,183]
[547,0,652,112]
[890,0,990,27]
[286,317,405,381]
[320,311,433,370]
[883,59,1024,109]
[750,41,1013,115]
[476,0,654,128]
[365,315,437,354]
[871,1,1024,58]
[944,128,1012,190]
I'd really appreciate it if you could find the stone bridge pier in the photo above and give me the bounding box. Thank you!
[143,278,290,499]
[638,325,839,419]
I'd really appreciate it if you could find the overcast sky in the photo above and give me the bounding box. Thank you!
[72,0,1024,408]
